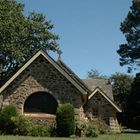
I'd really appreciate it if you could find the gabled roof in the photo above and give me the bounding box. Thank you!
[82,79,114,100]
[0,50,89,95]
[57,60,91,94]
[88,87,122,112]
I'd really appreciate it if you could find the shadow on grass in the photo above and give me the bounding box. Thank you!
[122,129,140,134]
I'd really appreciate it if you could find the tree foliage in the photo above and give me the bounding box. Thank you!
[127,73,140,113]
[110,72,133,110]
[121,73,140,130]
[87,69,107,79]
[0,0,59,84]
[117,0,140,72]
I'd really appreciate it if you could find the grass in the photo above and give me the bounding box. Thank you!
[0,134,140,140]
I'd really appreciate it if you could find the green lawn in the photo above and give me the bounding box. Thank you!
[0,134,140,140]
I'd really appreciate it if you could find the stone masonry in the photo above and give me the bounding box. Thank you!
[1,55,85,125]
[0,51,121,132]
[84,92,120,133]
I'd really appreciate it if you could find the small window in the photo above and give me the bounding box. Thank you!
[92,108,98,116]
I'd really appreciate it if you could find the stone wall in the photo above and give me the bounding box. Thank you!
[109,109,121,133]
[84,92,120,133]
[1,55,85,124]
[0,54,120,132]
[25,113,56,126]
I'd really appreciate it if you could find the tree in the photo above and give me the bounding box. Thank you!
[127,73,140,113]
[117,0,140,72]
[110,72,133,110]
[124,73,140,130]
[0,0,59,85]
[87,69,107,79]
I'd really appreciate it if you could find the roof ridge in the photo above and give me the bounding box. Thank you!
[57,60,91,93]
[0,50,89,97]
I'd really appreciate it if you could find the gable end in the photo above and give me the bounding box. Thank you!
[88,87,122,112]
[0,50,88,98]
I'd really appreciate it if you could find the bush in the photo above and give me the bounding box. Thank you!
[0,104,17,134]
[75,120,87,137]
[12,115,32,136]
[75,120,98,137]
[30,125,55,137]
[86,123,98,137]
[0,104,33,136]
[92,118,110,134]
[0,104,17,117]
[56,103,76,137]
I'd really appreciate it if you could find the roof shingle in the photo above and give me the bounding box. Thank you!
[82,79,114,100]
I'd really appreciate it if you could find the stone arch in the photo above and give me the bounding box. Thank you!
[24,92,58,115]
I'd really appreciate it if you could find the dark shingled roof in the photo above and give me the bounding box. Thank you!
[82,79,114,101]
[57,60,91,94]
[57,60,114,101]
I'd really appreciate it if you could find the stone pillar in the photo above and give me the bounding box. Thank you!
[109,113,121,133]
[74,106,85,120]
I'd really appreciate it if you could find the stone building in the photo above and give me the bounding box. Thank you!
[0,50,121,132]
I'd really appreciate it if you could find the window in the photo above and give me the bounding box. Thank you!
[92,107,98,116]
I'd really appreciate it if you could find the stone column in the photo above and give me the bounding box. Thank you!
[109,112,121,133]
[74,106,86,120]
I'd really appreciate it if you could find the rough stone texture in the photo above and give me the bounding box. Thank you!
[0,53,120,132]
[2,55,84,124]
[31,117,56,127]
[109,109,121,133]
[25,113,56,127]
[84,92,120,133]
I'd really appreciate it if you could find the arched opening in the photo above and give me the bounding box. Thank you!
[24,92,58,115]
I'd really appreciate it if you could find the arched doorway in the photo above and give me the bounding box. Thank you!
[24,92,58,115]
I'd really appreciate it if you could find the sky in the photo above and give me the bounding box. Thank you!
[18,0,133,78]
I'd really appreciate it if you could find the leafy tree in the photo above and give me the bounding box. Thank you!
[110,72,133,110]
[124,73,140,130]
[127,73,140,113]
[117,0,140,72]
[87,69,107,79]
[0,0,59,85]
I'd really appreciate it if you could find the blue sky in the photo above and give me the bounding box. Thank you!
[18,0,133,78]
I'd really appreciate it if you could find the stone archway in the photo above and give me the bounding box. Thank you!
[24,92,58,115]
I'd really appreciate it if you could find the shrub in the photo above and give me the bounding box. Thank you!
[0,104,33,136]
[92,118,110,134]
[56,103,76,137]
[12,115,32,136]
[0,104,17,134]
[75,120,98,137]
[75,120,87,137]
[30,125,55,137]
[86,123,98,137]
[0,104,17,117]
